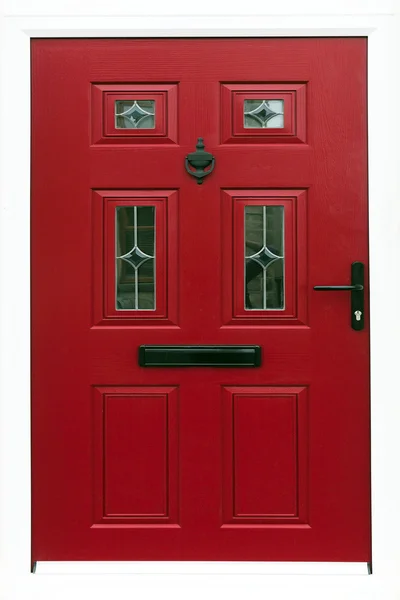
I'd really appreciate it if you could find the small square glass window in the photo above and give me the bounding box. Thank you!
[244,99,284,129]
[115,100,155,129]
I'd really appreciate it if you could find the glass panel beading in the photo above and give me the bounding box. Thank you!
[116,206,155,310]
[245,206,284,310]
[244,99,284,129]
[115,100,155,129]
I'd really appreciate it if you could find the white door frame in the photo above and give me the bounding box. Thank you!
[1,3,399,599]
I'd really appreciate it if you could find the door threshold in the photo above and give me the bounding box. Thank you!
[34,561,370,575]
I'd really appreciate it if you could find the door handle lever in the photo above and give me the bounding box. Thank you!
[313,262,364,331]
[313,284,363,291]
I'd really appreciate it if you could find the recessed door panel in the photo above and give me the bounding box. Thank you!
[93,386,179,525]
[222,386,308,525]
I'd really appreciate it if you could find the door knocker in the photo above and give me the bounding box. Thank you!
[185,137,215,184]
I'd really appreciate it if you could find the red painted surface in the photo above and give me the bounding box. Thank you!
[221,387,309,524]
[31,38,370,562]
[221,83,306,144]
[93,386,179,525]
[92,84,178,144]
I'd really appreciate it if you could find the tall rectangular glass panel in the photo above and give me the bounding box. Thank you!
[245,205,284,310]
[116,206,155,310]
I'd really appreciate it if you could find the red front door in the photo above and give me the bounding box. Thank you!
[31,38,370,562]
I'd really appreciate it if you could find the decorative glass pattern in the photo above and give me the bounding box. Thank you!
[245,206,284,310]
[244,99,284,129]
[115,100,155,129]
[116,206,155,310]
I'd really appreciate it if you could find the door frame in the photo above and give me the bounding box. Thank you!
[1,2,399,599]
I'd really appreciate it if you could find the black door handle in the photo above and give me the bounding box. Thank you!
[313,262,364,331]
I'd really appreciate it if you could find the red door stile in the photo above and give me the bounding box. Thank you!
[32,38,370,563]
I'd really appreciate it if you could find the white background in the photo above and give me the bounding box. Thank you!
[1,1,399,598]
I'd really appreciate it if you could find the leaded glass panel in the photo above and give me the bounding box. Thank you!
[116,206,155,310]
[244,99,284,129]
[115,100,155,129]
[245,206,284,310]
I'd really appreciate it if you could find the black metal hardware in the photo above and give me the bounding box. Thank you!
[139,345,261,367]
[314,261,364,331]
[313,285,363,291]
[185,137,215,184]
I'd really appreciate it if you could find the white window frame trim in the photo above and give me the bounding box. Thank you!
[1,5,399,600]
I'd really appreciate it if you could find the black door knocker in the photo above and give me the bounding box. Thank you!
[185,137,215,184]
